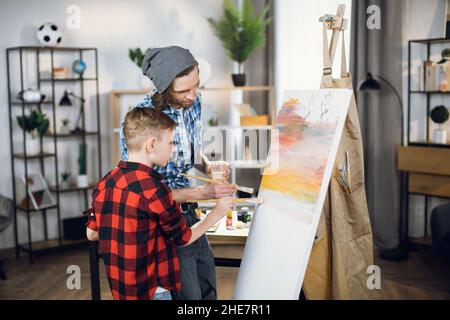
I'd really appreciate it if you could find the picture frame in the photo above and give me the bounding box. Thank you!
[20,173,56,210]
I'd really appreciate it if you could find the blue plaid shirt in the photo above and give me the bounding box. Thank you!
[120,91,202,189]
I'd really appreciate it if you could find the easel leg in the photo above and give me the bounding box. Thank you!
[298,288,307,300]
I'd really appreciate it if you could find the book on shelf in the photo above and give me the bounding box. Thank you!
[419,60,450,92]
[424,60,436,91]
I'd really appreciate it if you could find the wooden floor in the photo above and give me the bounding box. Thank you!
[0,244,448,300]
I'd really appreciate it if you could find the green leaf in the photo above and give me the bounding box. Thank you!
[207,0,271,64]
[129,47,148,68]
[16,109,49,135]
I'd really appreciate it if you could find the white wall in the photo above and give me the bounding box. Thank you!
[274,0,352,108]
[0,0,232,249]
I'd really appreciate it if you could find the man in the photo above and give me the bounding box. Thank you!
[120,46,237,300]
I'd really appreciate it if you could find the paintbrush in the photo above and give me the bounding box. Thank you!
[337,164,351,193]
[193,197,264,205]
[345,150,352,191]
[178,173,254,195]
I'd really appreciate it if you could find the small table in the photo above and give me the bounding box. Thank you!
[205,210,251,267]
[206,216,249,243]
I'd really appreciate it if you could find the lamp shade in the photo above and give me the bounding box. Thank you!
[358,73,381,91]
[59,91,72,106]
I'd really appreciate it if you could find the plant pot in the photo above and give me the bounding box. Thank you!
[77,175,89,188]
[433,129,447,144]
[60,125,71,135]
[26,136,40,155]
[232,73,246,87]
[60,180,70,189]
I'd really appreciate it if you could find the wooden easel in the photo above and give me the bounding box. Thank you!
[319,4,349,87]
[320,5,348,67]
[302,4,374,300]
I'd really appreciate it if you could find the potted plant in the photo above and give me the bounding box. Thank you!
[16,109,49,155]
[129,47,151,88]
[77,142,88,187]
[208,118,219,126]
[60,118,70,134]
[430,105,449,143]
[437,48,450,64]
[61,170,71,188]
[207,0,271,86]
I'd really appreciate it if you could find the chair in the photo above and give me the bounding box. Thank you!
[430,203,450,293]
[0,195,13,280]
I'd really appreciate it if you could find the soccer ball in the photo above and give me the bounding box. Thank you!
[36,23,62,47]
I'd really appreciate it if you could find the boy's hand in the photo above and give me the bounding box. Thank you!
[182,196,235,247]
[200,182,237,199]
[211,197,235,218]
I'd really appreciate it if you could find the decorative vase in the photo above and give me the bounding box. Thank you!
[60,125,70,135]
[232,74,246,86]
[61,180,70,189]
[26,135,40,155]
[433,129,447,144]
[76,175,89,188]
[232,62,246,87]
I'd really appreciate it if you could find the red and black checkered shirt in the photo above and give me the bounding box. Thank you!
[85,161,192,300]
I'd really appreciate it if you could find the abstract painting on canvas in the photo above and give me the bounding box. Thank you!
[234,89,352,299]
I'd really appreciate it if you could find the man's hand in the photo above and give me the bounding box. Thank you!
[205,161,231,180]
[199,181,237,199]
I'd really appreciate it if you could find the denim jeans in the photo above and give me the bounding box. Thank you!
[172,206,217,300]
[153,290,172,300]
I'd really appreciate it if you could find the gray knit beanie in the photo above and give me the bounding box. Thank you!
[141,46,198,93]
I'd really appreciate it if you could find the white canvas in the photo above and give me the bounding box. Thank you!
[234,89,352,299]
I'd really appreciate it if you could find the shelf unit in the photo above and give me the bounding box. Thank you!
[110,86,275,163]
[6,46,102,263]
[205,125,272,186]
[400,38,450,247]
[203,86,274,196]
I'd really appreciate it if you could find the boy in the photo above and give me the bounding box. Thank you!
[85,107,233,300]
[122,46,237,299]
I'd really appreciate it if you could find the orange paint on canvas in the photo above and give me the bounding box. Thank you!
[260,98,337,203]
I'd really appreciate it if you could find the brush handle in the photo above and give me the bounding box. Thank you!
[237,186,254,194]
[179,173,254,194]
[179,173,214,183]
[193,198,262,204]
